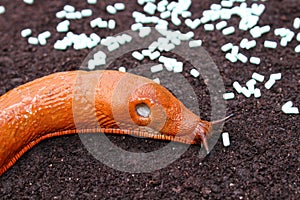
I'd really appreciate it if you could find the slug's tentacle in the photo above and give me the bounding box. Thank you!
[0,70,217,176]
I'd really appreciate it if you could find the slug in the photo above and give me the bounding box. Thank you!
[0,70,222,176]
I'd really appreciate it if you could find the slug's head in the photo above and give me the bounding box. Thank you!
[121,79,213,150]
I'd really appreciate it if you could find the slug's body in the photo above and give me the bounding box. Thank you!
[0,70,212,176]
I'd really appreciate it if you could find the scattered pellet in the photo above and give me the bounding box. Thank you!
[132,51,144,61]
[282,101,299,114]
[264,79,276,89]
[21,29,32,37]
[233,81,242,94]
[254,88,261,98]
[190,69,200,78]
[189,40,202,48]
[264,40,277,49]
[222,132,230,147]
[118,66,126,72]
[252,72,264,82]
[28,37,39,45]
[249,57,261,65]
[223,92,235,100]
[221,43,233,52]
[23,0,34,5]
[222,26,235,35]
[0,5,5,14]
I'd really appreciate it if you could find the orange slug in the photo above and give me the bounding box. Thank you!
[0,70,221,176]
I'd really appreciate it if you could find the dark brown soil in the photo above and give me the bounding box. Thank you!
[0,0,299,199]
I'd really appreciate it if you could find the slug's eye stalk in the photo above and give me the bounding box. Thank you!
[193,113,235,153]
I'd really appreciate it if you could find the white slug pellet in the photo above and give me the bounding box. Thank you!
[260,25,271,35]
[241,87,251,98]
[233,81,242,93]
[131,23,143,31]
[38,31,51,39]
[231,46,239,56]
[141,49,151,57]
[223,92,235,100]
[297,33,300,42]
[270,73,282,80]
[64,5,75,13]
[152,78,160,84]
[81,9,93,17]
[171,15,181,26]
[216,21,227,30]
[132,51,144,61]
[87,0,97,4]
[222,132,230,147]
[28,37,39,45]
[139,27,151,38]
[239,38,248,49]
[221,43,233,52]
[189,40,202,48]
[249,57,261,65]
[122,34,132,43]
[56,10,66,18]
[225,53,237,63]
[56,20,70,32]
[160,11,171,19]
[151,64,163,73]
[107,42,119,52]
[190,19,201,30]
[108,19,116,29]
[252,72,264,82]
[293,17,300,29]
[90,33,101,43]
[246,79,256,94]
[204,24,214,31]
[23,0,34,5]
[237,53,248,63]
[222,26,235,35]
[282,101,299,114]
[245,40,256,49]
[171,38,181,46]
[21,28,32,37]
[0,6,5,14]
[144,2,157,15]
[90,18,101,28]
[221,0,233,8]
[106,5,117,14]
[264,79,276,89]
[98,20,108,28]
[264,40,277,49]
[118,66,126,72]
[200,16,211,24]
[173,62,183,73]
[114,3,125,11]
[65,12,77,19]
[149,51,160,60]
[54,40,67,50]
[295,44,300,53]
[210,4,221,11]
[181,11,191,18]
[250,26,261,38]
[190,69,200,78]
[254,88,261,98]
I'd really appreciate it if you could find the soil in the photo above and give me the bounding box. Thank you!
[0,0,299,199]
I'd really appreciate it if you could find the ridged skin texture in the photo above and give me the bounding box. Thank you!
[0,70,211,176]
